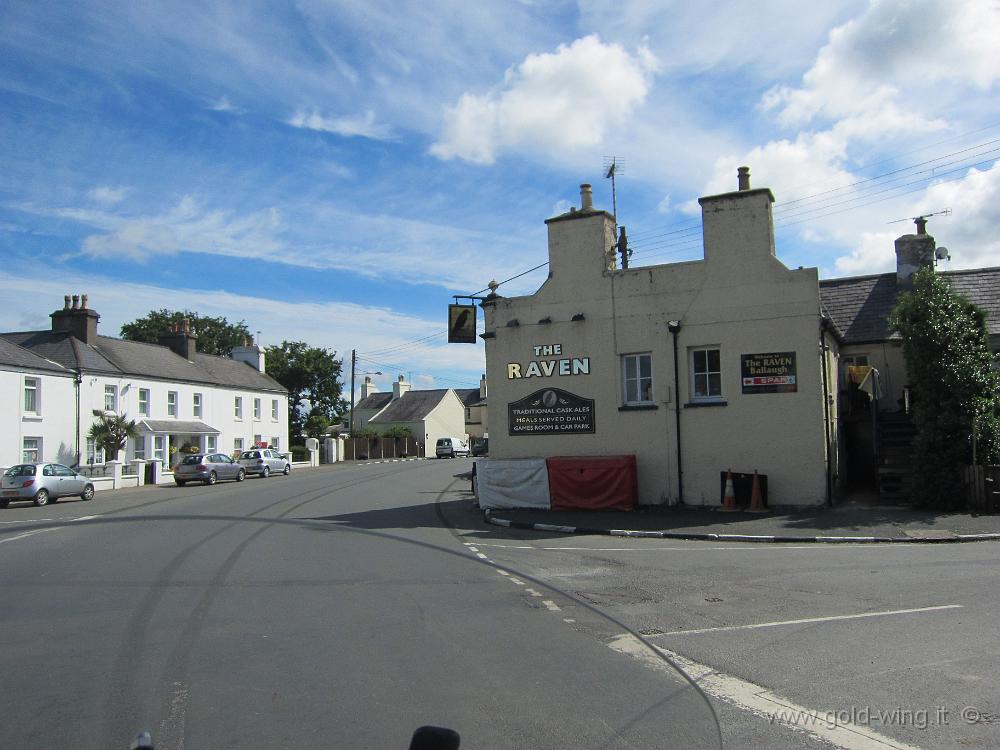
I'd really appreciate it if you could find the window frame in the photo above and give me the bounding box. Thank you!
[689,346,723,403]
[621,352,654,406]
[86,437,105,465]
[253,398,261,420]
[234,437,244,454]
[166,391,179,418]
[234,396,243,420]
[22,437,41,463]
[193,392,203,418]
[138,388,150,417]
[134,436,146,461]
[271,399,278,421]
[24,377,40,414]
[105,384,118,413]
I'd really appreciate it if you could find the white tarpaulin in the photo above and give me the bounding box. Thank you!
[475,458,551,510]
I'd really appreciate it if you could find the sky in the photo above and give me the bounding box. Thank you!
[2,0,998,400]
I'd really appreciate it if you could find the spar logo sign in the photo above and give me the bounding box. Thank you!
[741,352,797,394]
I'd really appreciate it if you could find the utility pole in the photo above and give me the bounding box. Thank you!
[349,348,357,436]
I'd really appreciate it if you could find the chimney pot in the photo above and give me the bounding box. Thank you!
[915,216,927,235]
[580,183,594,211]
[64,295,71,310]
[71,295,79,310]
[737,166,751,191]
[81,294,88,310]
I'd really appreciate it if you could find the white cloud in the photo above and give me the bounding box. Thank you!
[430,35,656,165]
[87,186,127,206]
[0,270,486,382]
[656,194,671,214]
[762,0,1000,130]
[833,230,898,275]
[288,109,393,140]
[208,95,240,113]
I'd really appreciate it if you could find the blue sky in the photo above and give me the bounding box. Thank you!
[2,0,998,398]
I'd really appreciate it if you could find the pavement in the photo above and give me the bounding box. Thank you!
[482,501,1000,543]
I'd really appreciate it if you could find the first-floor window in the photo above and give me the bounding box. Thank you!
[235,396,243,420]
[138,388,150,416]
[24,378,39,413]
[272,399,279,420]
[86,437,105,465]
[691,347,723,401]
[167,391,178,417]
[153,436,165,466]
[253,398,261,420]
[193,392,203,418]
[622,352,654,405]
[105,384,118,412]
[134,437,146,461]
[23,437,41,463]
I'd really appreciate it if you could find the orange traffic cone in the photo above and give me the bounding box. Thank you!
[721,470,738,511]
[748,470,766,513]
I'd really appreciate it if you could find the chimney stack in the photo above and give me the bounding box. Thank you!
[232,335,266,373]
[895,229,937,289]
[392,374,411,401]
[360,375,378,400]
[737,166,751,191]
[580,183,594,212]
[51,292,100,344]
[158,318,199,361]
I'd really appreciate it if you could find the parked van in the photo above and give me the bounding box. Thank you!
[436,437,470,458]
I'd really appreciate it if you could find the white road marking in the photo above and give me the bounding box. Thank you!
[158,681,189,750]
[651,604,963,637]
[496,569,509,576]
[467,546,479,553]
[476,553,489,560]
[609,634,922,750]
[563,618,576,623]
[524,588,544,597]
[508,577,525,585]
[0,528,56,545]
[541,600,561,612]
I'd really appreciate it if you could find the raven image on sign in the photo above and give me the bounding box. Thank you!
[448,304,477,344]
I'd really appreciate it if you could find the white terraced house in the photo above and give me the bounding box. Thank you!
[1,294,288,478]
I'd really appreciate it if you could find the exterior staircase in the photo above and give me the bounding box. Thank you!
[876,412,916,503]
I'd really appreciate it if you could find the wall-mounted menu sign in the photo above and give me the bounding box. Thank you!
[741,352,797,393]
[509,388,595,435]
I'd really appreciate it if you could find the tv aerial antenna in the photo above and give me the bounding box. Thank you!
[887,208,951,234]
[603,156,624,225]
[603,157,631,269]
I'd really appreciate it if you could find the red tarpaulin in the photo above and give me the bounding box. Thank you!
[546,455,637,511]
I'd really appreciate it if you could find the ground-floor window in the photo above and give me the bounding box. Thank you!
[271,437,280,450]
[86,437,105,465]
[234,437,244,454]
[206,435,217,453]
[153,436,165,466]
[134,437,146,461]
[22,437,41,463]
[690,346,723,402]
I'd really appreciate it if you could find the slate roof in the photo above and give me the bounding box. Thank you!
[355,392,393,411]
[370,389,451,423]
[819,267,1000,344]
[455,388,485,407]
[0,331,286,392]
[0,336,72,374]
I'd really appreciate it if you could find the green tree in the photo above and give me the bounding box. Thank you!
[264,341,347,439]
[87,413,140,461]
[384,425,413,439]
[304,413,331,439]
[888,267,1000,508]
[121,309,251,356]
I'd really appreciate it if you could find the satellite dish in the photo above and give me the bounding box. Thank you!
[935,246,950,261]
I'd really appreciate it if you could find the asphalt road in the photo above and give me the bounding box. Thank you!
[442,489,1000,749]
[0,460,717,750]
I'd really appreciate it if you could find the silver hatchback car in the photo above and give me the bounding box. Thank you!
[1,463,96,507]
[173,453,246,486]
[238,449,291,478]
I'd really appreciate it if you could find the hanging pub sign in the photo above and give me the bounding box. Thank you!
[508,387,595,435]
[447,304,477,344]
[741,352,797,393]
